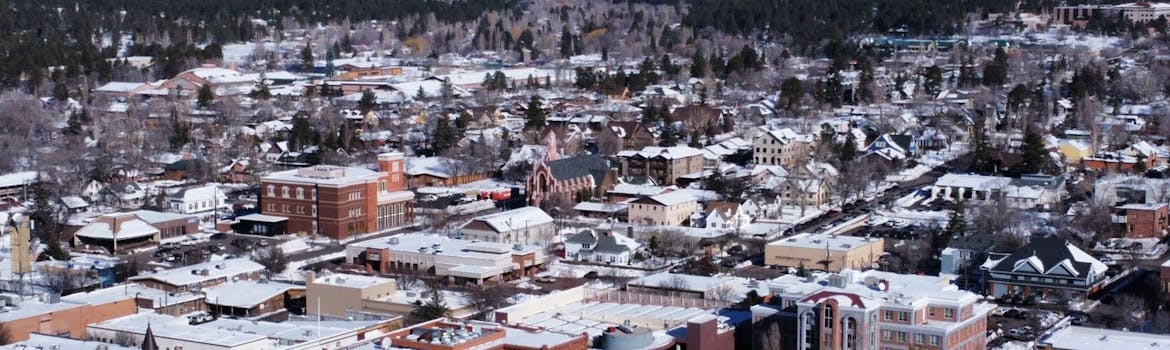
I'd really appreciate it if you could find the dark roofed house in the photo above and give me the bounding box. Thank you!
[982,237,1108,302]
[162,158,209,181]
[564,229,638,265]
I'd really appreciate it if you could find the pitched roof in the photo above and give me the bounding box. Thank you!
[546,154,610,183]
[987,238,1106,280]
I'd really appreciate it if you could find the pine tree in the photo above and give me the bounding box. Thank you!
[944,200,966,239]
[658,105,678,147]
[412,285,450,320]
[358,90,377,114]
[523,96,546,130]
[431,116,458,154]
[300,43,314,72]
[197,84,215,108]
[1020,130,1048,174]
[780,77,803,111]
[415,86,427,100]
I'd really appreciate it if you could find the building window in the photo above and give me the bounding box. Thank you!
[282,186,290,198]
[897,312,908,322]
[884,311,893,321]
[896,332,906,342]
[267,185,275,197]
[944,308,954,319]
[930,335,940,345]
[312,188,317,200]
[296,187,304,199]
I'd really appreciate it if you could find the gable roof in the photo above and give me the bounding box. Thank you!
[987,238,1106,280]
[546,154,610,184]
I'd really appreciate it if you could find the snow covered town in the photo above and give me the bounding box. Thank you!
[9,1,1170,350]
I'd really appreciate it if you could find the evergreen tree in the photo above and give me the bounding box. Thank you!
[658,105,679,147]
[415,86,427,100]
[290,115,314,151]
[970,119,995,173]
[439,79,454,105]
[838,132,857,165]
[300,43,314,72]
[168,110,191,151]
[1135,153,1149,174]
[523,96,546,130]
[780,77,803,111]
[197,84,215,108]
[431,116,458,154]
[412,285,450,321]
[640,104,659,126]
[922,65,944,96]
[52,81,69,102]
[1020,130,1048,174]
[944,200,966,239]
[689,51,707,78]
[358,90,377,114]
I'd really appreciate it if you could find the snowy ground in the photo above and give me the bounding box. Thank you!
[545,259,655,279]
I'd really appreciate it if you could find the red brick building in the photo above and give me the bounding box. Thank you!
[260,152,414,240]
[1115,203,1169,239]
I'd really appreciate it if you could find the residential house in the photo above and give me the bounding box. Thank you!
[702,201,756,232]
[864,133,917,160]
[459,207,556,245]
[628,190,700,226]
[982,237,1108,302]
[778,161,839,211]
[600,121,659,154]
[616,146,706,186]
[167,184,227,215]
[563,229,640,265]
[0,171,37,202]
[162,158,209,181]
[97,182,147,210]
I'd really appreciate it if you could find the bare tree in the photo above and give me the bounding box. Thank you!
[252,247,289,277]
[463,285,511,320]
[660,275,690,296]
[708,284,736,302]
[37,266,88,294]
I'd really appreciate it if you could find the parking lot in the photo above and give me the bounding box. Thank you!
[128,233,288,272]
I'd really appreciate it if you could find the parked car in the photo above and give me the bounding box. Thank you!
[583,271,599,279]
[536,275,556,283]
[210,233,228,240]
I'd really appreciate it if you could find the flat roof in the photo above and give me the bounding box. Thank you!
[262,165,381,186]
[312,273,395,289]
[130,258,263,287]
[237,213,288,223]
[1040,326,1170,350]
[767,233,881,251]
[89,313,267,347]
[204,280,303,309]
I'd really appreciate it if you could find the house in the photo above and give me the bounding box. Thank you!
[701,201,756,232]
[564,229,640,265]
[628,190,700,226]
[167,184,227,215]
[600,121,659,153]
[751,127,813,167]
[982,237,1108,302]
[459,207,556,245]
[98,182,147,209]
[1057,140,1092,165]
[864,133,917,160]
[162,158,209,181]
[777,161,839,211]
[260,152,414,240]
[764,233,884,271]
[60,196,90,214]
[616,146,706,186]
[0,171,38,202]
[1113,203,1169,239]
[930,174,1012,202]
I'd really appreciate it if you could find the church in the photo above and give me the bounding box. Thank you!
[526,132,616,207]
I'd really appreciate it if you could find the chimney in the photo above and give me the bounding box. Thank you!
[305,271,317,284]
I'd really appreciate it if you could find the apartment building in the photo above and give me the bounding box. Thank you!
[1113,203,1169,239]
[752,128,813,168]
[751,270,994,350]
[628,190,700,226]
[616,146,705,186]
[260,152,414,240]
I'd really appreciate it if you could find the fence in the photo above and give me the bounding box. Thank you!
[584,288,731,309]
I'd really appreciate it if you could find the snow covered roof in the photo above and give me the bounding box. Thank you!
[934,174,1012,191]
[640,190,698,206]
[204,280,303,309]
[467,207,553,233]
[94,82,149,93]
[1039,326,1170,350]
[405,156,454,179]
[131,258,264,288]
[616,146,704,160]
[0,171,38,188]
[263,165,382,187]
[74,213,159,240]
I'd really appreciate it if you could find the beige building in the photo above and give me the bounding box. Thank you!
[628,190,700,226]
[752,127,813,167]
[616,146,706,185]
[305,273,476,319]
[777,161,839,211]
[764,233,884,271]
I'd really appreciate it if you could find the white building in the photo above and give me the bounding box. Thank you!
[167,184,227,215]
[1115,2,1170,22]
[346,233,548,284]
[563,229,640,265]
[459,206,556,245]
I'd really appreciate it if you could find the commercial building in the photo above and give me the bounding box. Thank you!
[751,270,995,350]
[982,237,1108,302]
[1037,325,1170,350]
[616,146,706,185]
[86,312,402,350]
[346,233,548,284]
[129,258,265,293]
[0,292,137,343]
[380,318,588,350]
[73,210,198,253]
[305,273,476,320]
[203,280,305,319]
[459,207,556,245]
[260,152,414,240]
[764,233,884,271]
[1115,2,1170,22]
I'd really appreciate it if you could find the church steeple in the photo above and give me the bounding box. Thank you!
[542,129,560,161]
[141,323,160,350]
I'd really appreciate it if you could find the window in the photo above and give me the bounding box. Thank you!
[896,332,906,342]
[929,308,935,317]
[930,335,941,345]
[296,187,304,199]
[881,331,892,340]
[884,311,893,321]
[897,312,908,322]
[281,186,290,198]
[944,308,954,319]
[380,181,387,192]
[267,185,275,196]
[311,188,317,200]
[914,334,926,344]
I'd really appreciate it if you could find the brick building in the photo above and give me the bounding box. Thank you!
[1114,203,1169,239]
[260,152,414,240]
[381,318,588,350]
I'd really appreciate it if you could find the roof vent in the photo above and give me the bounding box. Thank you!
[388,237,399,245]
